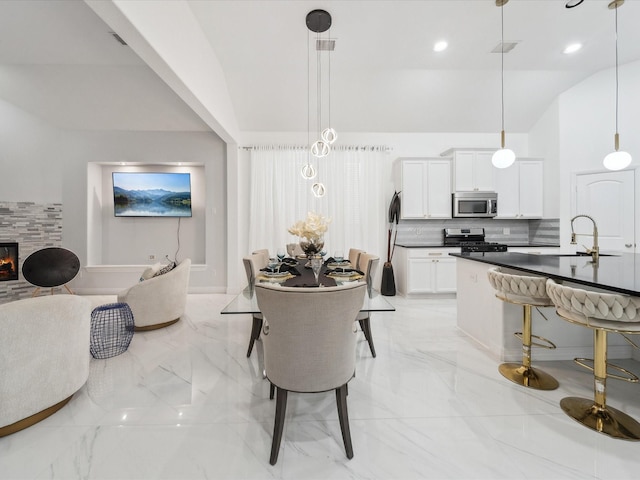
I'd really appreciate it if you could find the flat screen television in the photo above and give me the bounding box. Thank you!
[113,172,192,217]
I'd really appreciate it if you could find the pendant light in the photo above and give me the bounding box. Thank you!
[492,0,515,169]
[603,0,632,171]
[304,9,334,198]
[301,24,317,181]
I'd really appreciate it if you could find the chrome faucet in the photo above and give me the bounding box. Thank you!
[570,214,599,262]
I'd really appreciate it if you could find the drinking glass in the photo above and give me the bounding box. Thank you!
[268,257,279,272]
[277,248,286,261]
[311,256,323,285]
[334,250,344,263]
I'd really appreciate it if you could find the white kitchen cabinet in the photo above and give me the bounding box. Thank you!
[495,159,543,219]
[399,158,451,219]
[394,247,457,295]
[442,148,496,192]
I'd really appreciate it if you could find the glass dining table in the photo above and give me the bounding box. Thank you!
[220,259,396,315]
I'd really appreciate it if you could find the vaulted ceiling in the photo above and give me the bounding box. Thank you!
[1,0,639,136]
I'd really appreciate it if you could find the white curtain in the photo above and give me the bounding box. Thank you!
[248,146,388,265]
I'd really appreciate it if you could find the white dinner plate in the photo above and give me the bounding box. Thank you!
[327,261,351,269]
[330,271,357,277]
[262,271,290,278]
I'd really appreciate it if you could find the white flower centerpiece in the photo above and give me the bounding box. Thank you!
[288,212,330,258]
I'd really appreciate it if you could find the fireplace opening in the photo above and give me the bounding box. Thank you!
[0,243,19,282]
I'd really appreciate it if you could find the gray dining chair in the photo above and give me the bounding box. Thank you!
[348,248,365,270]
[242,254,265,357]
[356,253,380,357]
[254,281,366,465]
[252,249,270,269]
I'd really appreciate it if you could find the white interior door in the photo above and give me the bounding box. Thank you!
[575,170,635,252]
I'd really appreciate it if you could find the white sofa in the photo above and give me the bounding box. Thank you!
[0,295,91,437]
[117,258,191,331]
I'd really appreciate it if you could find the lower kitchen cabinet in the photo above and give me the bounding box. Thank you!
[394,247,457,295]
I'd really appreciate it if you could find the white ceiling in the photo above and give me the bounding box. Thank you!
[1,0,640,135]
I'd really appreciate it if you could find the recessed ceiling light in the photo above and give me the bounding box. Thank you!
[433,41,448,52]
[565,0,585,8]
[563,43,582,54]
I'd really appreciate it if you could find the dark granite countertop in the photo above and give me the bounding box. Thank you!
[395,243,560,249]
[450,252,640,296]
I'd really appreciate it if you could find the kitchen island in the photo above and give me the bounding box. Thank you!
[451,252,640,362]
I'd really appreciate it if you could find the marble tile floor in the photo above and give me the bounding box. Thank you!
[2,294,640,479]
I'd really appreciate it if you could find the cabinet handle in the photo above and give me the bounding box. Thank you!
[428,253,443,256]
[625,243,633,248]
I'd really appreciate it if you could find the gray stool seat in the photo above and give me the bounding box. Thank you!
[487,267,559,390]
[90,303,134,359]
[546,279,640,440]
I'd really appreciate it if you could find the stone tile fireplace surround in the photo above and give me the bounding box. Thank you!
[0,202,62,303]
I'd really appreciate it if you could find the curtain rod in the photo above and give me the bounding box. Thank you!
[240,145,392,152]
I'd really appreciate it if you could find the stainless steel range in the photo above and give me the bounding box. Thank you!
[443,228,508,253]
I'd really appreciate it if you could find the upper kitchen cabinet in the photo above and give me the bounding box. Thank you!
[398,158,451,219]
[495,158,544,218]
[441,148,496,192]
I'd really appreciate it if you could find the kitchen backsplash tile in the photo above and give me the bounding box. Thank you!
[396,218,559,246]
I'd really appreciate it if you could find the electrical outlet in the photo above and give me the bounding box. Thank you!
[148,254,156,260]
[503,227,510,235]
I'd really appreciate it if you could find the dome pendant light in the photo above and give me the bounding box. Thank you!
[603,0,632,171]
[492,0,515,169]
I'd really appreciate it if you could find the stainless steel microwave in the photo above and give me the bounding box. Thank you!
[452,192,497,218]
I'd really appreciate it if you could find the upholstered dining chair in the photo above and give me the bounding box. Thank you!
[356,253,380,357]
[252,249,270,269]
[286,243,304,257]
[348,248,365,270]
[254,282,366,465]
[242,254,265,357]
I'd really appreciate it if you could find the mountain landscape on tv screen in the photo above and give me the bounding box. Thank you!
[114,186,192,217]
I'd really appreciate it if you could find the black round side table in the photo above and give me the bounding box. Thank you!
[22,247,80,296]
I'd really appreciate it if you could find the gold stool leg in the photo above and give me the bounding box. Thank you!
[499,304,559,390]
[561,329,640,440]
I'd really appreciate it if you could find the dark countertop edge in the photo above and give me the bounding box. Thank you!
[450,252,639,297]
[395,244,560,249]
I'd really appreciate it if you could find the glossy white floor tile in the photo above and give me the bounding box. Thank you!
[3,294,640,479]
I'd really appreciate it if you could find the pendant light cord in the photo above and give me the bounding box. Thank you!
[500,3,505,141]
[328,27,331,129]
[307,28,310,162]
[614,4,619,136]
[317,29,321,137]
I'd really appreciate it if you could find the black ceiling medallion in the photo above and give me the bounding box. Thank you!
[306,9,331,33]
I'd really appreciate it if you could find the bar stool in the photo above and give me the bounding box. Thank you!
[546,279,640,440]
[487,267,559,390]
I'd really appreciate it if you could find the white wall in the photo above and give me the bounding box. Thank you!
[528,99,560,218]
[0,98,227,294]
[94,164,206,265]
[552,59,640,250]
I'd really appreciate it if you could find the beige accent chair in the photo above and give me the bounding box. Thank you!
[348,248,365,270]
[356,253,380,357]
[118,258,191,331]
[0,295,91,437]
[255,281,366,465]
[546,279,640,440]
[243,254,265,357]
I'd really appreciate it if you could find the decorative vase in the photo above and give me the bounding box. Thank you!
[299,236,324,259]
